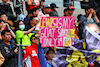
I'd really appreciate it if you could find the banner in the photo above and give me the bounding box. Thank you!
[39,17,75,47]
[52,48,100,67]
[86,26,100,50]
[52,26,100,67]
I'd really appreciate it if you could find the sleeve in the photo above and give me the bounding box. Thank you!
[8,4,13,14]
[13,0,21,8]
[38,46,51,67]
[80,16,88,23]
[28,33,35,38]
[23,47,29,60]
[0,3,4,14]
[0,46,16,58]
[16,30,25,38]
[50,12,59,17]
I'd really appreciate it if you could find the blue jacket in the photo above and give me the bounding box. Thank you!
[38,46,51,67]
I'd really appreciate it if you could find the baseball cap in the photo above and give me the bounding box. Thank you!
[31,33,39,40]
[66,6,75,10]
[43,5,51,8]
[32,7,39,11]
[45,48,55,54]
[50,3,58,8]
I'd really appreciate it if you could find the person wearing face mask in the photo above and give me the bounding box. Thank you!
[15,21,37,49]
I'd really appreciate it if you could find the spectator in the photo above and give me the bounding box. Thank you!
[15,21,37,48]
[32,7,40,16]
[77,14,82,35]
[25,0,40,11]
[0,13,15,32]
[24,9,33,25]
[80,7,99,24]
[38,4,51,19]
[50,3,59,16]
[63,6,78,37]
[0,30,18,67]
[36,5,51,30]
[78,7,100,39]
[0,20,16,40]
[26,16,39,30]
[39,1,44,10]
[45,48,55,66]
[73,22,100,67]
[23,33,41,67]
[63,6,75,16]
[0,13,8,23]
[0,0,15,20]
[77,14,82,24]
[13,0,24,15]
[0,0,13,14]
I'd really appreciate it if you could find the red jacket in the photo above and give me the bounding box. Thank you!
[23,43,41,67]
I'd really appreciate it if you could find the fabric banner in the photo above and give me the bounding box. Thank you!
[52,26,100,67]
[86,26,100,50]
[39,17,75,47]
[52,48,100,67]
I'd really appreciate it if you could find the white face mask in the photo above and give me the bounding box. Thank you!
[19,25,25,30]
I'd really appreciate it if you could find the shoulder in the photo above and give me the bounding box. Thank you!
[0,41,6,50]
[16,30,24,33]
[0,3,3,5]
[7,3,10,6]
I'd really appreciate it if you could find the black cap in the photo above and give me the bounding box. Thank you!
[66,6,75,10]
[50,3,58,8]
[43,5,51,8]
[32,8,39,11]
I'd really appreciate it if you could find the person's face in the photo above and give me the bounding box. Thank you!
[30,18,37,25]
[41,2,44,6]
[0,21,4,28]
[2,0,8,3]
[44,8,51,14]
[64,11,68,16]
[87,24,100,33]
[46,50,55,60]
[36,9,40,15]
[19,21,24,26]
[2,32,11,42]
[86,9,91,16]
[32,38,39,45]
[0,15,8,22]
[68,10,74,16]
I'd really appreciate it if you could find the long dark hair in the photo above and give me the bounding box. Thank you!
[15,20,27,32]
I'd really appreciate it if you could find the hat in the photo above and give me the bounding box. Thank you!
[66,6,75,10]
[31,33,38,40]
[17,14,25,21]
[64,8,67,12]
[50,3,58,8]
[43,5,51,8]
[32,7,39,11]
[45,48,55,54]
